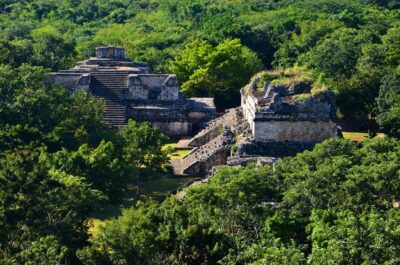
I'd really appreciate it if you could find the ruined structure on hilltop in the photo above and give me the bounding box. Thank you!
[174,69,340,177]
[52,46,215,136]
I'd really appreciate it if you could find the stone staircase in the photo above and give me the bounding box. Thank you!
[175,128,234,176]
[187,108,237,147]
[90,72,129,129]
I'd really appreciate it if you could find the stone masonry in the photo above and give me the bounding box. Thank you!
[51,46,216,136]
[175,72,340,177]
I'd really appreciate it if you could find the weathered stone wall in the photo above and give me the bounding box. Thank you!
[182,127,234,177]
[51,73,83,91]
[160,76,180,101]
[126,74,179,101]
[241,90,257,130]
[127,75,148,100]
[253,120,338,142]
[152,122,191,136]
[238,141,316,157]
[96,46,125,59]
[76,74,90,91]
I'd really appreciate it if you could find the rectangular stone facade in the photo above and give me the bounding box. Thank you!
[126,74,179,101]
[253,120,337,142]
[152,122,191,136]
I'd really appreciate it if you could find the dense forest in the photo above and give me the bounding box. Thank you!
[1,0,400,264]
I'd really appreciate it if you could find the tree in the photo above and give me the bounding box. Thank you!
[376,71,400,138]
[31,26,75,71]
[308,209,400,265]
[17,236,69,265]
[334,66,386,120]
[0,148,104,263]
[0,64,111,153]
[301,28,363,79]
[119,120,171,187]
[48,141,131,202]
[169,39,263,109]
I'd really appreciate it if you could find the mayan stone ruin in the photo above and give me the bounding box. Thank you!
[52,49,339,178]
[174,70,340,177]
[52,46,216,136]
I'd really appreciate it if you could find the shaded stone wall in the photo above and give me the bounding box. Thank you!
[152,122,191,136]
[127,75,148,100]
[253,120,338,142]
[96,46,125,59]
[51,73,83,91]
[238,141,316,157]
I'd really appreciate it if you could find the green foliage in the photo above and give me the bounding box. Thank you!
[308,209,400,264]
[18,236,69,265]
[83,137,400,264]
[0,59,172,263]
[0,148,104,263]
[119,120,171,182]
[1,0,400,263]
[301,28,363,79]
[0,64,111,152]
[377,71,400,138]
[0,0,399,114]
[170,39,263,109]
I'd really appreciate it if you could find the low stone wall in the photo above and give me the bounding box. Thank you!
[227,156,279,167]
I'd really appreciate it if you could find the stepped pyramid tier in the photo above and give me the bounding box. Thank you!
[51,46,216,135]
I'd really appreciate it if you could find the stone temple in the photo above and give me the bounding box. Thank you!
[173,70,340,177]
[51,46,216,136]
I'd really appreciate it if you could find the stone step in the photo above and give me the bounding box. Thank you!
[89,74,128,129]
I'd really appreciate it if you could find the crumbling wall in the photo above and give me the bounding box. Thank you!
[237,141,316,157]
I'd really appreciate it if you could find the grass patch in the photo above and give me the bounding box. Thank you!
[342,131,385,142]
[163,143,192,159]
[292,93,312,102]
[169,149,191,159]
[245,67,328,96]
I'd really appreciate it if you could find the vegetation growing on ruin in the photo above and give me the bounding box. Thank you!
[246,67,328,99]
